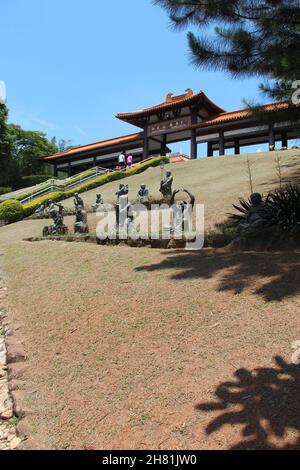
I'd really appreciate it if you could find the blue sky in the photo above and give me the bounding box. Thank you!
[1,0,267,154]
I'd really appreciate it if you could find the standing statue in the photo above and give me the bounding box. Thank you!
[138,184,149,203]
[117,196,135,235]
[74,193,84,209]
[116,184,129,202]
[92,193,104,210]
[43,200,68,236]
[159,171,173,198]
[74,207,89,234]
[170,188,195,233]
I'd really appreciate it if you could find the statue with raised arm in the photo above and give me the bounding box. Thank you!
[159,171,173,198]
[43,200,68,236]
[92,193,104,210]
[74,193,84,209]
[138,184,149,203]
[115,184,129,202]
[170,188,195,233]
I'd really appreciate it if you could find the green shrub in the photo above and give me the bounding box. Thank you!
[0,187,13,195]
[125,156,169,177]
[21,175,51,187]
[0,199,24,223]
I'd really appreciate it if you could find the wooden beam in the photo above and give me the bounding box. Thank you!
[282,132,288,148]
[219,131,225,156]
[143,126,149,160]
[234,140,240,155]
[190,129,197,159]
[161,134,167,156]
[190,112,198,159]
[269,124,275,147]
[207,142,213,157]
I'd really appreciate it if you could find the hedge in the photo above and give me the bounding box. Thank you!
[22,156,169,219]
[0,199,24,223]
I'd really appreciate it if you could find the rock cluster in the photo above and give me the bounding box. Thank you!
[0,278,23,450]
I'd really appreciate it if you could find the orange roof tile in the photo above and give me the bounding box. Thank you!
[42,132,143,161]
[195,101,290,128]
[116,90,225,121]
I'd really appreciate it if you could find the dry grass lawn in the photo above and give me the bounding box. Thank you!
[0,150,300,450]
[64,149,300,230]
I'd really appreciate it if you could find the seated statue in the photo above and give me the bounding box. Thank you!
[239,193,268,231]
[115,184,129,202]
[138,184,149,202]
[74,193,84,209]
[74,207,89,234]
[159,171,173,198]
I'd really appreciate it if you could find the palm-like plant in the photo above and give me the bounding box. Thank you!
[229,185,300,233]
[267,185,300,233]
[228,197,252,226]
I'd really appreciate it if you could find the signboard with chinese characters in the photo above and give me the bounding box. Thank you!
[149,117,191,136]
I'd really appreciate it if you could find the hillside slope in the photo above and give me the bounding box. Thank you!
[63,149,300,229]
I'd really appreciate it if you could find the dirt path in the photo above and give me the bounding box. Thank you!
[0,217,299,449]
[0,273,23,450]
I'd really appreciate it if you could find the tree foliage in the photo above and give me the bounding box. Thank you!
[0,104,12,186]
[0,102,73,189]
[7,124,57,176]
[155,0,300,118]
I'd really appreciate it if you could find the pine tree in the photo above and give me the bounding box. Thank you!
[155,0,300,122]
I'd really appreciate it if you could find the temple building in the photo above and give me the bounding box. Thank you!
[42,89,299,176]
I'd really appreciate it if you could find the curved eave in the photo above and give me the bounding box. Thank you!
[41,132,143,162]
[116,91,225,126]
[192,101,292,129]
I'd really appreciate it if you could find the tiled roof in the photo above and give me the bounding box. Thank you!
[169,153,191,163]
[42,132,143,161]
[116,90,225,120]
[195,101,290,128]
[42,99,292,162]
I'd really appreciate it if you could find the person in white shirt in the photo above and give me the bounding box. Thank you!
[118,152,126,168]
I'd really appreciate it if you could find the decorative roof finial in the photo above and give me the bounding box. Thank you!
[185,88,193,97]
[166,92,174,103]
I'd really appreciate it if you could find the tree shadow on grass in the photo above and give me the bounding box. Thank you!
[260,156,300,187]
[195,356,300,450]
[135,250,300,301]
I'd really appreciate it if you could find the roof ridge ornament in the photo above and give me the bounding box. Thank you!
[185,88,193,98]
[166,89,194,104]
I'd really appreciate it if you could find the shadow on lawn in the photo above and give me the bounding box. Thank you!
[135,250,300,301]
[260,157,300,187]
[195,356,300,450]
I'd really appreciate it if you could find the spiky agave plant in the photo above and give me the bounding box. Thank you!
[267,185,300,233]
[227,197,252,226]
[228,185,300,233]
